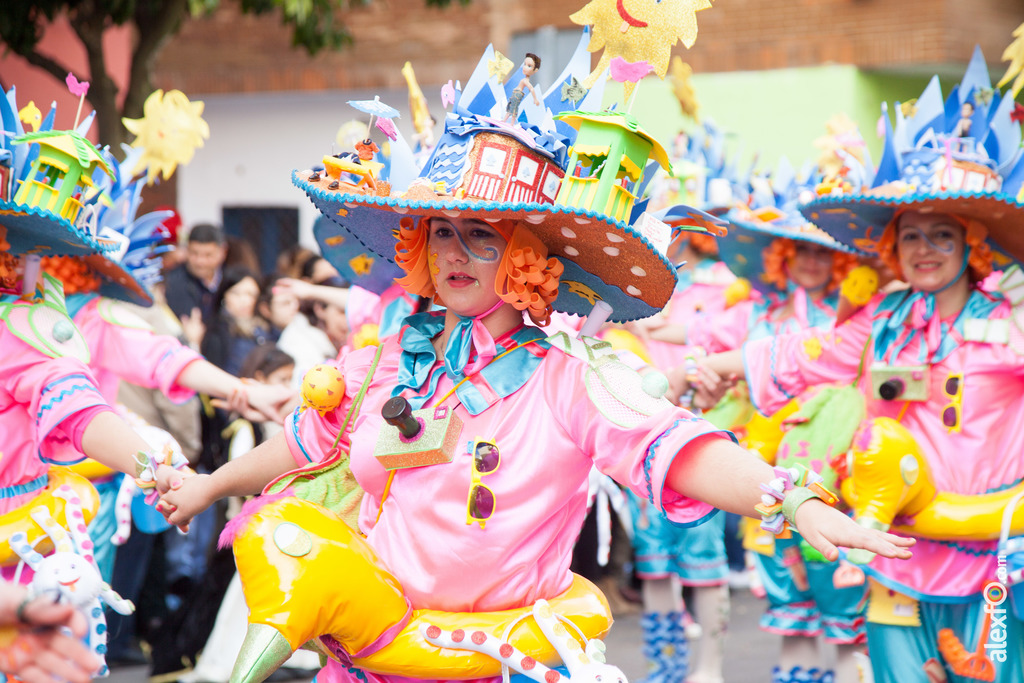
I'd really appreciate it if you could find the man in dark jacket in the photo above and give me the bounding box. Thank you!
[163,223,227,322]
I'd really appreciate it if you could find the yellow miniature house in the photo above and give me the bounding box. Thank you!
[553,112,671,223]
[12,131,113,224]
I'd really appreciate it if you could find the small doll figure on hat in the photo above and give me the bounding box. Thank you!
[503,53,541,123]
[355,138,380,163]
[952,100,975,138]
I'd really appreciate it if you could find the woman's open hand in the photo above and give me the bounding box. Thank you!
[794,499,915,563]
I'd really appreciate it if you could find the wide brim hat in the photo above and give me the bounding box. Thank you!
[800,189,1024,268]
[80,252,152,306]
[0,199,120,259]
[298,170,725,322]
[799,45,1024,268]
[720,205,863,294]
[313,215,404,296]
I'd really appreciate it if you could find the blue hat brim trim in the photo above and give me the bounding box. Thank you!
[295,170,680,322]
[720,214,863,295]
[800,191,1024,266]
[0,200,119,258]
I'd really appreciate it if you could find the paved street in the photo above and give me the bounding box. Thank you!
[109,589,796,683]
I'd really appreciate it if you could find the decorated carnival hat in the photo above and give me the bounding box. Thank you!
[296,18,726,322]
[40,88,209,306]
[800,46,1024,266]
[720,148,871,295]
[0,87,119,259]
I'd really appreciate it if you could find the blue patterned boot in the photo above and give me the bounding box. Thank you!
[640,611,684,683]
[667,611,691,683]
[772,666,822,683]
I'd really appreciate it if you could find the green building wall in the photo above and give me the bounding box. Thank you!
[603,65,941,174]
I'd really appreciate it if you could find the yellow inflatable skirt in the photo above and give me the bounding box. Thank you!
[0,468,99,567]
[229,494,612,683]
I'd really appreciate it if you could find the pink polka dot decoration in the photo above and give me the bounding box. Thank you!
[544,670,562,683]
[452,629,465,643]
[426,625,441,639]
[471,631,487,645]
[499,644,514,658]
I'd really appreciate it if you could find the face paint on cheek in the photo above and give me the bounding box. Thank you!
[454,228,500,262]
[429,250,440,283]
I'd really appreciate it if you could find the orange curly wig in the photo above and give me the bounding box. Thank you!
[41,256,101,295]
[394,216,563,326]
[688,233,720,257]
[874,210,993,284]
[0,252,19,291]
[761,238,858,292]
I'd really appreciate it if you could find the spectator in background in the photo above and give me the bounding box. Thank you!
[276,245,316,279]
[274,257,349,388]
[258,274,300,340]
[301,253,347,288]
[164,223,228,322]
[225,235,262,275]
[200,266,270,378]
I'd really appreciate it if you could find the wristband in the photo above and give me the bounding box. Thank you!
[755,463,838,536]
[134,447,190,505]
[678,348,706,409]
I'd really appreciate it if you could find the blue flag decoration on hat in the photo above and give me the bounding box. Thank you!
[296,30,726,323]
[801,45,1024,266]
[79,145,177,306]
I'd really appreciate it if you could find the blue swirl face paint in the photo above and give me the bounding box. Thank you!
[430,218,501,262]
[897,225,957,254]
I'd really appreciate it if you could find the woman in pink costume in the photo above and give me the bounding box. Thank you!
[0,190,190,680]
[690,57,1024,683]
[655,202,866,683]
[159,96,912,683]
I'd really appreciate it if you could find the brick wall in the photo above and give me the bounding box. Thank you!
[154,0,1023,94]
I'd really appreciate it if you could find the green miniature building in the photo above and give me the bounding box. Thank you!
[12,130,113,224]
[553,111,671,223]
